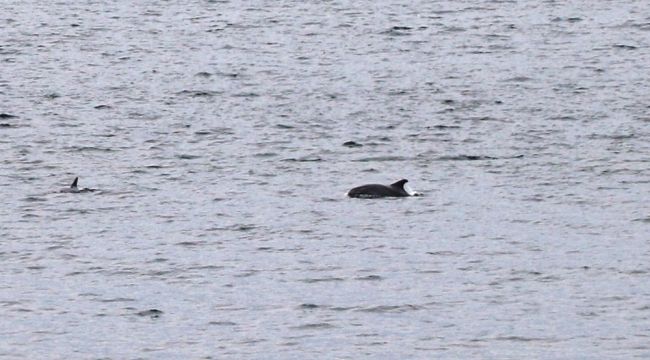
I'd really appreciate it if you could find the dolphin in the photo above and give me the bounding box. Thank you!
[347,179,413,198]
[60,177,96,193]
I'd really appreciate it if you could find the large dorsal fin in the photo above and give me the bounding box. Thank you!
[390,179,408,189]
[70,177,78,188]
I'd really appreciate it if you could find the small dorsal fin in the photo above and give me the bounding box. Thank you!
[71,177,78,188]
[390,179,408,189]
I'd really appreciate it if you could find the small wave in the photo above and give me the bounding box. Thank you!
[356,304,422,313]
[176,154,201,160]
[209,321,236,326]
[283,156,322,162]
[300,277,345,283]
[355,275,383,281]
[427,124,461,129]
[176,90,222,97]
[175,240,206,247]
[254,152,278,158]
[551,17,583,23]
[388,89,410,96]
[612,44,638,50]
[232,92,259,98]
[100,297,136,303]
[494,336,560,343]
[503,76,534,82]
[354,156,411,162]
[443,26,466,33]
[298,303,320,309]
[207,224,257,232]
[292,323,336,330]
[217,72,239,78]
[380,26,413,36]
[426,251,461,256]
[44,93,61,99]
[66,146,114,152]
[434,154,523,161]
[588,133,634,140]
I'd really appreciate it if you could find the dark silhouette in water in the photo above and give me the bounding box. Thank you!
[60,177,96,193]
[347,179,412,198]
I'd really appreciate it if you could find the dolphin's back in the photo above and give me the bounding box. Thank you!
[347,180,410,198]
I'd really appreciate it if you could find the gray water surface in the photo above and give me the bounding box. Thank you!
[1,1,649,359]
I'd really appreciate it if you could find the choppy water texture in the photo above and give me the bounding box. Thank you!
[1,1,649,358]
